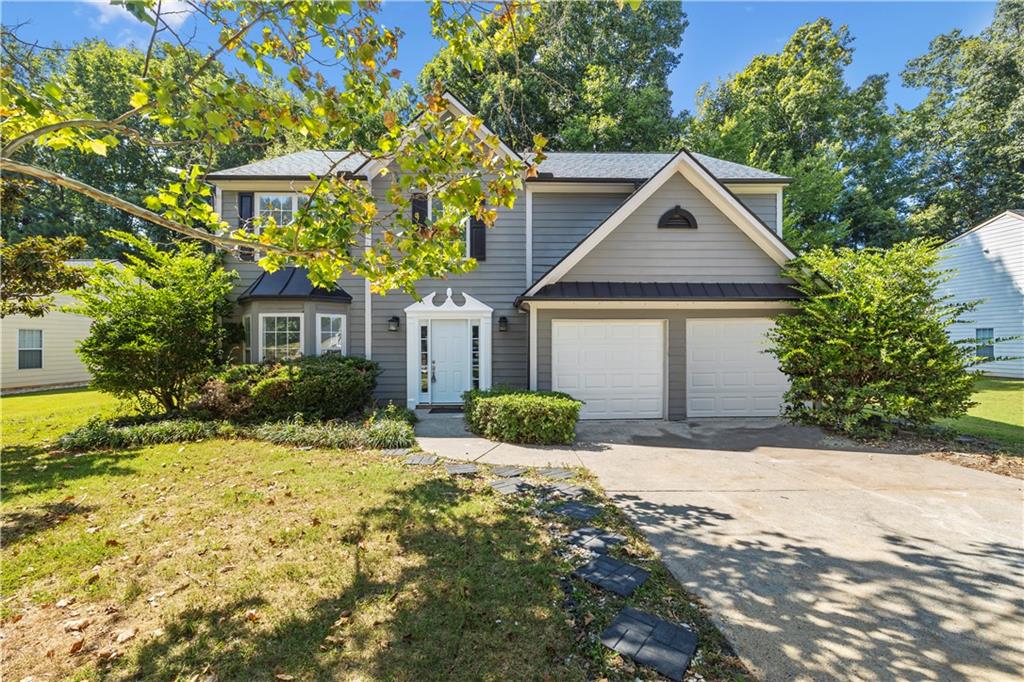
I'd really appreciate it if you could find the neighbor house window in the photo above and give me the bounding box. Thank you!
[261,314,302,362]
[242,315,252,363]
[256,194,298,226]
[316,314,346,355]
[976,328,995,360]
[17,329,42,369]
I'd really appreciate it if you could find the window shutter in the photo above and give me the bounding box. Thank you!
[238,192,255,262]
[412,194,428,226]
[469,217,486,261]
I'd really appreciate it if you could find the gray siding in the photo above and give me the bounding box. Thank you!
[563,173,786,283]
[735,193,778,232]
[531,192,629,282]
[536,308,782,419]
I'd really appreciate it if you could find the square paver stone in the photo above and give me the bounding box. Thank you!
[404,454,438,466]
[489,478,531,495]
[600,607,697,681]
[566,526,626,554]
[492,466,527,478]
[553,501,602,521]
[537,467,574,480]
[445,463,479,476]
[549,483,587,499]
[573,555,650,597]
[379,448,412,458]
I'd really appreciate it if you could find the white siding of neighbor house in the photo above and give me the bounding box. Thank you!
[562,172,787,283]
[1,294,93,392]
[938,212,1024,379]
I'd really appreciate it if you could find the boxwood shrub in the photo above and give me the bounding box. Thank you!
[463,387,582,445]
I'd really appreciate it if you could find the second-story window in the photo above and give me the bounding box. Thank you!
[257,194,298,226]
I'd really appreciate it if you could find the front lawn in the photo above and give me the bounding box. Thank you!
[939,377,1024,453]
[1,389,747,681]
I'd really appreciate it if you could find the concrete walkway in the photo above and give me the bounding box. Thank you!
[415,413,1024,681]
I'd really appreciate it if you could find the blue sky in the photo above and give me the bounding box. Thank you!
[2,1,997,112]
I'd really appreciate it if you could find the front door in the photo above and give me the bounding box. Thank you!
[431,319,469,403]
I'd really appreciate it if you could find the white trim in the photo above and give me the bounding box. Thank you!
[525,187,533,287]
[404,289,493,408]
[724,183,788,194]
[214,185,223,220]
[315,313,347,355]
[775,188,784,237]
[529,304,538,390]
[525,300,794,311]
[254,192,301,226]
[526,182,637,194]
[523,151,796,297]
[258,313,304,362]
[210,179,313,191]
[241,314,252,363]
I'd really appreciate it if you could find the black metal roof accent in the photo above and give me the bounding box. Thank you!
[237,267,352,303]
[519,281,801,302]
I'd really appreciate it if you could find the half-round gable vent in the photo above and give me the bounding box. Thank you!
[658,206,697,229]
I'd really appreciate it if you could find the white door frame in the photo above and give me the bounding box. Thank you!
[405,289,493,408]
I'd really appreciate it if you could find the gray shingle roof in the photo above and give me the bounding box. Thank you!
[535,152,790,183]
[208,149,787,184]
[237,266,352,302]
[523,281,800,301]
[207,150,369,179]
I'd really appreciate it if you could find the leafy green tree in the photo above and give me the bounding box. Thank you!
[898,0,1024,239]
[421,0,687,151]
[1,0,545,294]
[0,235,86,317]
[70,232,236,412]
[684,19,909,250]
[767,239,980,436]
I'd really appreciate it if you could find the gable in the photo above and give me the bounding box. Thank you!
[562,171,787,284]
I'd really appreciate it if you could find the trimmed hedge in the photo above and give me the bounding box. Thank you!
[195,355,380,421]
[463,387,582,445]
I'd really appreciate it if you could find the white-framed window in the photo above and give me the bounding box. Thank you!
[255,193,299,227]
[419,323,430,395]
[471,322,480,389]
[242,315,252,363]
[316,313,346,356]
[976,328,995,360]
[260,314,303,362]
[17,329,42,369]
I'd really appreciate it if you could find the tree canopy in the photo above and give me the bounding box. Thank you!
[421,0,687,151]
[1,0,547,295]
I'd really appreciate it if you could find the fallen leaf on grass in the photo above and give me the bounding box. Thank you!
[105,539,120,547]
[244,609,260,623]
[55,597,76,608]
[69,636,85,654]
[86,526,101,534]
[311,517,321,527]
[274,674,294,681]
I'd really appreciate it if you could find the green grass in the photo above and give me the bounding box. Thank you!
[1,389,748,681]
[939,377,1024,453]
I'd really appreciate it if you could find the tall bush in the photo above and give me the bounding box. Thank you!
[70,231,236,412]
[767,238,981,435]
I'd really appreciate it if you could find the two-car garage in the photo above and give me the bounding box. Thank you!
[549,317,788,420]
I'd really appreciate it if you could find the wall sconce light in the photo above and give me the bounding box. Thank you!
[388,316,400,332]
[498,316,508,332]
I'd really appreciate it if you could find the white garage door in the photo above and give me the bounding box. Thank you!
[552,320,665,419]
[686,318,788,417]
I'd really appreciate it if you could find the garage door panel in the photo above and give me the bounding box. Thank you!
[552,320,665,420]
[686,319,788,417]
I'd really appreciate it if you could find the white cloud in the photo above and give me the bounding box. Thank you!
[85,0,194,31]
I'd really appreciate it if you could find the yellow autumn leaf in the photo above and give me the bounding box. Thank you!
[130,91,149,108]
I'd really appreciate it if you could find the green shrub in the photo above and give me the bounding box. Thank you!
[463,387,582,444]
[767,238,981,436]
[362,417,416,449]
[245,417,414,450]
[58,417,233,452]
[366,401,418,426]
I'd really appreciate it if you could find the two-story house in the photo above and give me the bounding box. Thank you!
[207,94,798,420]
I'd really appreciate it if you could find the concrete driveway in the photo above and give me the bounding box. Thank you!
[417,415,1024,681]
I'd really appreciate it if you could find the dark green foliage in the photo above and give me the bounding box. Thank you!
[196,355,380,422]
[463,387,582,445]
[0,235,87,317]
[70,232,236,413]
[767,239,981,435]
[58,416,234,452]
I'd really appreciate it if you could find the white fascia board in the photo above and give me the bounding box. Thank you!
[524,300,794,311]
[527,182,637,194]
[209,179,316,191]
[724,183,789,194]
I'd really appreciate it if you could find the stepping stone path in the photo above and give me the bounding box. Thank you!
[379,448,412,458]
[552,501,602,521]
[445,463,479,476]
[537,467,574,480]
[566,526,626,554]
[548,482,587,500]
[492,466,527,478]
[489,478,531,496]
[404,454,438,466]
[600,607,698,681]
[573,555,650,597]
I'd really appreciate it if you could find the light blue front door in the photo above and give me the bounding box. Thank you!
[430,319,469,403]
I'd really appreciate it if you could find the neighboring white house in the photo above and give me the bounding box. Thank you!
[938,210,1024,379]
[0,260,111,393]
